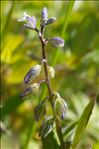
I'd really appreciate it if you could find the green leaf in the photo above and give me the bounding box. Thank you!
[63,121,78,137]
[72,95,96,149]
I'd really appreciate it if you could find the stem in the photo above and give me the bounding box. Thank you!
[39,32,65,149]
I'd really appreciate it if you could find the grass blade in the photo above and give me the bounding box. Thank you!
[51,0,75,66]
[72,95,96,149]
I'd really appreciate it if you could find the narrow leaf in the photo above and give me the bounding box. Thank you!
[72,95,96,149]
[63,121,78,137]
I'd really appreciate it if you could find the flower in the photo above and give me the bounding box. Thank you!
[41,7,48,21]
[24,65,41,84]
[20,83,39,99]
[18,12,36,30]
[48,37,65,47]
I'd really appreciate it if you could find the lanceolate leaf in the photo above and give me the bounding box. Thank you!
[72,95,96,149]
[63,120,78,137]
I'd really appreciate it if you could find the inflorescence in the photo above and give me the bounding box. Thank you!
[18,7,67,147]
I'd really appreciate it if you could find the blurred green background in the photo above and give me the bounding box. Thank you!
[1,1,99,149]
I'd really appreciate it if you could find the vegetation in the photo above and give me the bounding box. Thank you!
[1,1,99,149]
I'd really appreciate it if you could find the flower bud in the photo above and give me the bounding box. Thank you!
[45,17,56,25]
[24,65,41,84]
[39,117,54,138]
[54,93,67,120]
[41,7,48,21]
[20,83,39,99]
[34,101,46,121]
[48,37,65,47]
[48,66,55,78]
[18,12,36,30]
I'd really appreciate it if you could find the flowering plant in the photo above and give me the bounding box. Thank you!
[19,7,66,149]
[18,7,96,149]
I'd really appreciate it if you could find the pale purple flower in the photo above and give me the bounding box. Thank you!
[18,12,36,30]
[24,65,41,84]
[20,83,39,98]
[41,7,48,21]
[48,37,65,47]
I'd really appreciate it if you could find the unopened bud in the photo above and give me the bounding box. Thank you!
[41,7,48,21]
[54,93,67,120]
[48,66,55,78]
[48,37,65,47]
[39,117,54,138]
[24,65,41,84]
[45,17,56,25]
[34,100,46,121]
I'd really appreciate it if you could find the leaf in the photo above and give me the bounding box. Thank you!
[72,95,96,149]
[63,121,78,137]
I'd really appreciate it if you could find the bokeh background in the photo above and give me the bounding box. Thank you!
[1,1,99,149]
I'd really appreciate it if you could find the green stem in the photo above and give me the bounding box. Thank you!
[39,34,65,149]
[39,1,75,101]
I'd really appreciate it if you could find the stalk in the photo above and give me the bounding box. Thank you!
[39,28,65,149]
